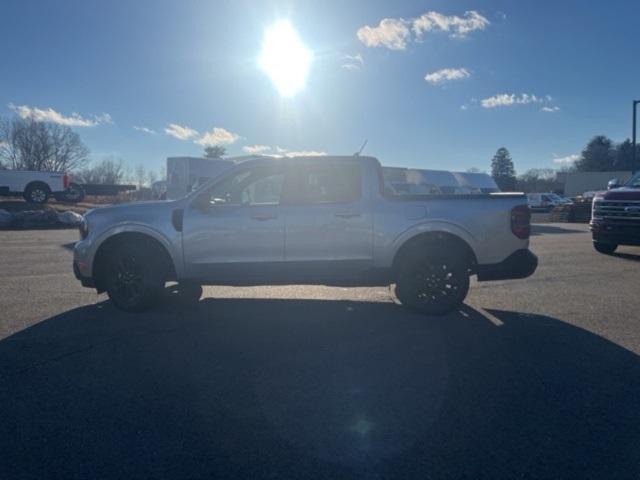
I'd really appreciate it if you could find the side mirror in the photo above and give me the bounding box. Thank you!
[607,178,621,190]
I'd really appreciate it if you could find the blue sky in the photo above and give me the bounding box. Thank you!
[1,0,639,174]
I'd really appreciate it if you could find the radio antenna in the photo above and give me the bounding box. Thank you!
[354,139,368,156]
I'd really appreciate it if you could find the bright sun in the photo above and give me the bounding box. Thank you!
[259,21,312,97]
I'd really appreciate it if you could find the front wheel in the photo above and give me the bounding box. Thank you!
[394,250,470,315]
[594,242,617,254]
[23,183,50,204]
[104,242,164,312]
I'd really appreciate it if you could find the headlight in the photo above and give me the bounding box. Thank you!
[79,218,89,239]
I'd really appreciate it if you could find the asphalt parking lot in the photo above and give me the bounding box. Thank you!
[1,224,640,479]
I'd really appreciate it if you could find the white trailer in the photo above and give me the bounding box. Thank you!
[166,157,233,200]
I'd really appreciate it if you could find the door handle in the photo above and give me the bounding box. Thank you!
[334,211,361,219]
[251,213,277,221]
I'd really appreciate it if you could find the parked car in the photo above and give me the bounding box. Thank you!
[527,193,567,212]
[0,170,70,203]
[73,155,537,314]
[590,171,640,254]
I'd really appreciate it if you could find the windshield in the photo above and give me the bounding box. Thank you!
[625,172,640,188]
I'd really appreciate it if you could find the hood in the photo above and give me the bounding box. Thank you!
[84,198,184,222]
[601,187,640,200]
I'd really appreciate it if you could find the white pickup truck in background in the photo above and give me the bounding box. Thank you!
[0,170,70,203]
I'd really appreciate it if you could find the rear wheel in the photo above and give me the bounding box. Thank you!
[594,242,617,254]
[57,182,85,203]
[104,242,164,312]
[23,183,50,204]
[395,249,470,315]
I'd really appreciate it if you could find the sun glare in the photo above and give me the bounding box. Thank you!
[259,21,312,97]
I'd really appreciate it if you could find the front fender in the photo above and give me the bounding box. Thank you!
[90,223,184,278]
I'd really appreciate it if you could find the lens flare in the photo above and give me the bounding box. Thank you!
[259,21,312,97]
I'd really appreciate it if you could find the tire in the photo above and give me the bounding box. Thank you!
[59,182,85,203]
[103,241,164,312]
[594,242,617,255]
[23,183,50,204]
[395,249,470,315]
[165,281,203,305]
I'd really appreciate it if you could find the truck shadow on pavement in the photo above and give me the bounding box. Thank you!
[1,298,639,480]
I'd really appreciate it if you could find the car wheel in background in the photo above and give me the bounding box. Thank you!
[104,242,164,312]
[23,183,50,204]
[394,249,470,316]
[593,242,618,255]
[57,182,86,203]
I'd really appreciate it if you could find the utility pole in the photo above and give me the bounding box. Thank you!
[634,100,639,174]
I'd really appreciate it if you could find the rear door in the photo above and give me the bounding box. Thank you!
[282,158,374,278]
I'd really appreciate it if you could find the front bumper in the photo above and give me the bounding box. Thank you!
[476,249,538,281]
[73,260,95,288]
[590,220,640,246]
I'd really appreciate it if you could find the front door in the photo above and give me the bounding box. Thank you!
[182,162,288,281]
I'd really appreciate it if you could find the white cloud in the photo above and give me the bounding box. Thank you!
[357,10,489,50]
[480,93,545,108]
[133,125,156,134]
[9,103,112,127]
[553,154,579,165]
[342,53,364,70]
[541,106,560,113]
[242,144,271,154]
[164,123,198,140]
[357,18,411,50]
[413,11,490,38]
[195,127,240,146]
[283,150,326,157]
[241,145,326,157]
[425,67,470,85]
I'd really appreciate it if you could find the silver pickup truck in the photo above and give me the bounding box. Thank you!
[74,155,537,314]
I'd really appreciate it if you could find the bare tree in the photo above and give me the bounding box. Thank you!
[135,163,147,187]
[78,158,125,184]
[0,116,89,171]
[147,169,157,185]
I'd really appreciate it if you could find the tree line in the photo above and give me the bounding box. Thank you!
[489,135,639,192]
[0,115,162,186]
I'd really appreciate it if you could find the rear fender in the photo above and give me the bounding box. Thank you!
[384,221,477,268]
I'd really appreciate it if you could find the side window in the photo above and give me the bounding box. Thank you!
[292,161,361,204]
[203,166,285,206]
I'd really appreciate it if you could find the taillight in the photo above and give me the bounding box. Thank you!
[511,204,531,239]
[63,174,70,189]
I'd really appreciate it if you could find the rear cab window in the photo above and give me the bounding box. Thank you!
[286,159,362,205]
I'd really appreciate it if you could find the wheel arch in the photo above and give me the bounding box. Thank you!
[391,230,478,276]
[92,231,177,293]
[25,180,52,192]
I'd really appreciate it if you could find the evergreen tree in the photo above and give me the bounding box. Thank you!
[575,135,615,171]
[204,146,226,159]
[490,147,516,191]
